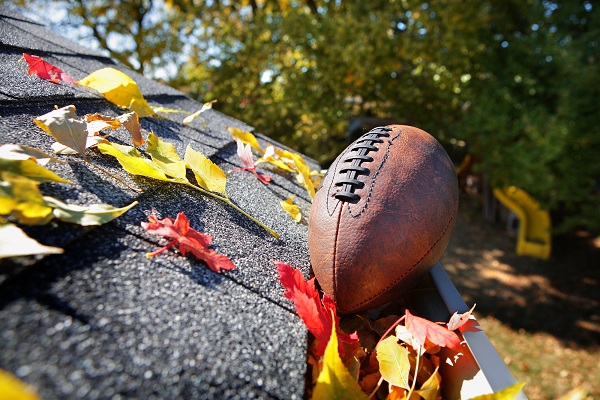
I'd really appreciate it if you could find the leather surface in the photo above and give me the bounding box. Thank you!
[308,125,459,313]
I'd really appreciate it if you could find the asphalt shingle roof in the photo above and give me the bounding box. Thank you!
[0,6,313,399]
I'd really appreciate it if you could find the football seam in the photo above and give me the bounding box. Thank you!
[332,202,344,301]
[346,205,458,312]
[347,129,402,218]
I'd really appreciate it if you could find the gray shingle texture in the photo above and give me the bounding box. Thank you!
[0,6,310,399]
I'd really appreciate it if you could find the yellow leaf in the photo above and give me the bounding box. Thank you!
[153,106,190,115]
[415,366,441,400]
[34,105,88,156]
[182,99,217,126]
[43,197,138,226]
[0,158,70,184]
[376,336,411,390]
[228,127,264,154]
[116,112,145,146]
[184,145,227,195]
[78,68,155,118]
[280,195,302,223]
[290,152,315,200]
[467,383,526,400]
[97,141,170,181]
[84,113,122,135]
[312,315,369,400]
[256,145,296,172]
[0,144,57,166]
[147,132,187,180]
[0,368,42,399]
[0,175,54,225]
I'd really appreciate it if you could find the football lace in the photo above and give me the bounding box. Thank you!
[334,126,393,202]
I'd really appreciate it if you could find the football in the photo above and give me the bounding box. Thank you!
[308,125,459,314]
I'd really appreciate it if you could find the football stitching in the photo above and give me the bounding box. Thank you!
[347,128,402,218]
[346,205,458,312]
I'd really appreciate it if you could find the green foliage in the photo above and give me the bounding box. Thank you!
[7,0,600,232]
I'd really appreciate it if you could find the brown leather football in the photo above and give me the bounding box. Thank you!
[308,125,458,314]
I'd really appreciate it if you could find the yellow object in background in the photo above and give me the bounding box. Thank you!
[493,186,552,260]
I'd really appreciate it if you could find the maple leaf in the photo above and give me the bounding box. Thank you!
[311,311,369,400]
[231,140,271,184]
[447,303,477,331]
[142,210,235,273]
[275,261,358,356]
[404,309,462,352]
[22,53,74,84]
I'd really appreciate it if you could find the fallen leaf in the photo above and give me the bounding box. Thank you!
[97,141,170,182]
[415,366,441,400]
[22,53,74,84]
[256,145,296,172]
[51,135,105,155]
[280,195,301,222]
[228,127,264,154]
[0,368,42,399]
[290,152,315,199]
[84,112,145,147]
[0,222,63,259]
[276,261,359,356]
[231,140,271,184]
[147,132,187,180]
[1,174,55,225]
[153,106,190,114]
[447,304,476,331]
[43,197,138,226]
[183,100,217,126]
[142,210,235,273]
[117,112,144,146]
[0,144,57,166]
[0,158,70,184]
[405,310,462,353]
[311,313,369,400]
[467,382,526,400]
[184,145,227,195]
[34,105,88,156]
[78,68,155,117]
[376,336,411,390]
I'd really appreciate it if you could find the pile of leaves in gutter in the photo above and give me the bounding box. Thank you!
[277,262,525,400]
[1,54,321,261]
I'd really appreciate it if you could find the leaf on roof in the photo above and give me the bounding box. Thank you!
[97,141,171,182]
[256,145,296,172]
[78,68,155,118]
[228,127,264,154]
[84,112,145,147]
[231,140,271,185]
[280,195,301,223]
[184,145,227,195]
[290,152,315,200]
[0,158,70,184]
[142,210,235,273]
[22,53,75,84]
[34,105,88,157]
[146,132,187,180]
[0,175,54,225]
[0,144,57,166]
[182,100,217,126]
[311,312,369,400]
[375,336,411,390]
[0,367,43,399]
[276,261,359,357]
[43,197,138,226]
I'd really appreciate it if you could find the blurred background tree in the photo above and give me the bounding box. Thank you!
[6,0,599,233]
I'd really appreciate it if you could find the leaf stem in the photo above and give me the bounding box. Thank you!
[83,160,143,192]
[183,182,279,238]
[375,315,406,350]
[368,376,385,399]
[407,347,421,398]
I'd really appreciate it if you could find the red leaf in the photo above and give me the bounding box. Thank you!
[22,53,75,84]
[404,310,462,352]
[142,210,235,273]
[275,261,358,356]
[232,140,271,184]
[447,304,476,331]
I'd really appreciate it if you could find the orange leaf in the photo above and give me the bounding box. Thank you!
[22,53,74,84]
[447,304,476,331]
[404,310,462,352]
[142,210,235,273]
